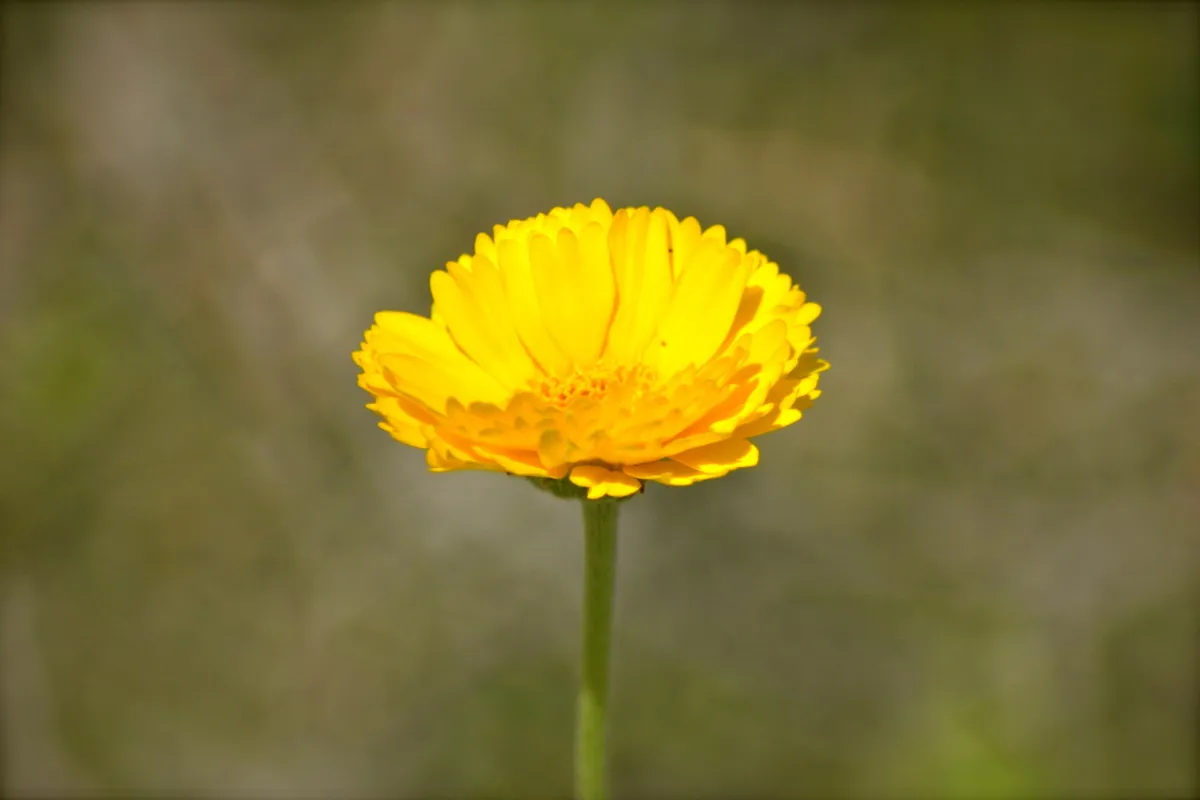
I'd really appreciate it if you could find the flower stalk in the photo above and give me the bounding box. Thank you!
[576,498,619,800]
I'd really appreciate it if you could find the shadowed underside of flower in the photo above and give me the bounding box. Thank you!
[354,199,828,499]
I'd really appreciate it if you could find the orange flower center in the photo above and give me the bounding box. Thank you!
[535,364,658,409]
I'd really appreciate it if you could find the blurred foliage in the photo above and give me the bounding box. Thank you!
[1,3,1197,798]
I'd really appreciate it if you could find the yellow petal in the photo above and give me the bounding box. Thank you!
[537,428,571,471]
[647,240,751,376]
[425,434,498,473]
[370,312,463,360]
[368,397,428,447]
[738,395,816,438]
[666,212,703,279]
[377,354,476,413]
[589,197,613,226]
[569,465,642,499]
[604,208,674,363]
[367,313,509,410]
[431,256,536,388]
[734,374,821,438]
[474,231,497,263]
[576,222,619,359]
[496,236,573,376]
[476,444,555,477]
[702,223,727,245]
[529,226,614,368]
[671,438,759,474]
[623,459,723,487]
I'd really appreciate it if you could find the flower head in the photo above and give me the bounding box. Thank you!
[354,199,828,499]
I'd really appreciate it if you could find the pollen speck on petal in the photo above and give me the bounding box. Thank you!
[671,438,759,474]
[569,465,642,500]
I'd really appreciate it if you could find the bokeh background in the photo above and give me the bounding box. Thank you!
[2,3,1198,798]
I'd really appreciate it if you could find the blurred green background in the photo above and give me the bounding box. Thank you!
[2,3,1197,798]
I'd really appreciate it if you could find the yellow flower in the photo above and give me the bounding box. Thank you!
[353,199,828,500]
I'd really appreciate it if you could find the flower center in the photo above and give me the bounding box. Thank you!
[534,363,658,409]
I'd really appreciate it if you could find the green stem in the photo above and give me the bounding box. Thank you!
[576,498,619,800]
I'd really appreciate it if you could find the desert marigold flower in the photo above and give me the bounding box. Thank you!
[353,199,828,500]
